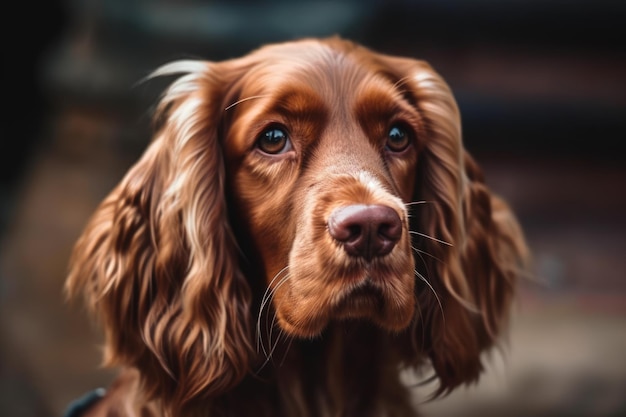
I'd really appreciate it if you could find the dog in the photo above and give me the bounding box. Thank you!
[65,36,528,417]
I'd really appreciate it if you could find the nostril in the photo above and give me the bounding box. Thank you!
[328,204,402,260]
[347,225,362,242]
[379,220,402,242]
[328,205,365,243]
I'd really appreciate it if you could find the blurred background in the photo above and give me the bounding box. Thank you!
[1,1,624,416]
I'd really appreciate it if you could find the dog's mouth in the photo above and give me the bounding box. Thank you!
[275,268,415,338]
[333,280,386,319]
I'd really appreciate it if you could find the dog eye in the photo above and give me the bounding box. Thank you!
[256,127,292,155]
[386,124,411,152]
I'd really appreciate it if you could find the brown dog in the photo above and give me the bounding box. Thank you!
[66,37,528,417]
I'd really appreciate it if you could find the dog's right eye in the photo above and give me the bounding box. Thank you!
[256,127,292,155]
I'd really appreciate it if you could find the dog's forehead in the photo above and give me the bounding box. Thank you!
[240,40,383,98]
[224,41,409,133]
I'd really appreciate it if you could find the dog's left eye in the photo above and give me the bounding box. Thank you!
[256,127,292,155]
[385,124,411,152]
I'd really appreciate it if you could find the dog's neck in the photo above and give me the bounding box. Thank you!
[223,321,415,417]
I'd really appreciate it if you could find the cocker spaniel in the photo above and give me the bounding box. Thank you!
[65,37,528,417]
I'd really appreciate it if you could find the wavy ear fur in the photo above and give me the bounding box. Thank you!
[65,60,253,411]
[381,56,529,394]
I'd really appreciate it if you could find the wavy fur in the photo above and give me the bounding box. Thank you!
[66,37,528,417]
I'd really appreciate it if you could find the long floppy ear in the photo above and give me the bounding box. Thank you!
[65,60,253,410]
[382,56,529,394]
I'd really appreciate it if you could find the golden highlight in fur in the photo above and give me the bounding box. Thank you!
[66,37,528,417]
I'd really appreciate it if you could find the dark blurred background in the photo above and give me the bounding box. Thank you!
[1,1,625,416]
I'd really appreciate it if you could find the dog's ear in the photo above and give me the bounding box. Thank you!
[65,60,253,410]
[421,148,528,396]
[376,54,528,394]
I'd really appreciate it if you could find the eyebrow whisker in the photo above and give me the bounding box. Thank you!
[225,95,270,111]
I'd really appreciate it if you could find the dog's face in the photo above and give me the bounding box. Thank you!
[222,41,423,337]
[67,37,527,410]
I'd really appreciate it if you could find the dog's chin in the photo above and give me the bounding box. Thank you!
[334,282,416,333]
[334,283,386,318]
[276,280,415,339]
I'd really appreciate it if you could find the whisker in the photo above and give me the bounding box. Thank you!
[225,94,270,111]
[265,306,280,360]
[414,296,426,356]
[404,200,431,207]
[257,268,291,358]
[411,245,444,263]
[279,335,295,367]
[404,200,434,218]
[258,267,289,322]
[414,269,445,324]
[257,269,283,354]
[255,317,291,375]
[260,267,290,304]
[412,252,445,335]
[413,247,431,282]
[412,251,431,352]
[409,231,452,247]
[412,249,448,341]
[268,325,284,362]
[259,319,284,371]
[259,272,291,325]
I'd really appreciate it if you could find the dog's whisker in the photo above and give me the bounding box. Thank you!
[414,296,426,357]
[253,264,300,370]
[409,231,453,246]
[414,269,445,324]
[259,271,291,326]
[412,248,437,328]
[413,249,433,293]
[264,305,280,361]
[255,316,288,375]
[257,269,283,354]
[224,94,270,111]
[260,266,290,308]
[411,245,444,263]
[412,252,441,339]
[268,325,284,362]
[254,326,293,377]
[278,334,295,367]
[258,267,289,324]
[260,319,283,370]
[404,200,433,218]
[257,268,291,358]
[404,200,431,207]
[267,307,281,355]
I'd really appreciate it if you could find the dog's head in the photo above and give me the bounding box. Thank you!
[67,37,527,408]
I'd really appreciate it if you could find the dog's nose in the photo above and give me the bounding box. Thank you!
[328,204,402,261]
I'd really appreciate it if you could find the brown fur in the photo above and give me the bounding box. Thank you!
[66,37,528,417]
